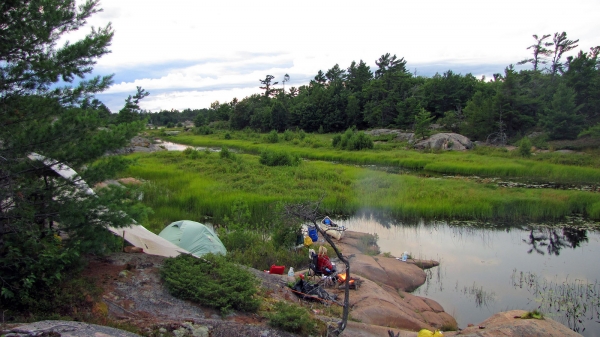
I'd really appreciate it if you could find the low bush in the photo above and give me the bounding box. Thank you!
[161,253,260,314]
[333,128,374,151]
[220,146,235,160]
[283,129,294,141]
[259,149,300,166]
[193,126,213,135]
[224,235,311,271]
[268,301,318,335]
[518,137,532,157]
[266,130,279,143]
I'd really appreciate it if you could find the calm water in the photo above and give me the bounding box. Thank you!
[336,215,600,336]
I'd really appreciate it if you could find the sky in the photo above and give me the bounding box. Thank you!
[65,0,600,113]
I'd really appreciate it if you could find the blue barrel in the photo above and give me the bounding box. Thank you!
[308,226,318,242]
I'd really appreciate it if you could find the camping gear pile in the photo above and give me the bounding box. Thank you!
[321,216,346,241]
[290,278,338,304]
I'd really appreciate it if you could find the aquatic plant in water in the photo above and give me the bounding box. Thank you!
[511,269,600,333]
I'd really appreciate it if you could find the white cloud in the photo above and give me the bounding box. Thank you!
[66,0,600,111]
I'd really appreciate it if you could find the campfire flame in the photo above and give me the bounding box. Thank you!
[337,273,354,285]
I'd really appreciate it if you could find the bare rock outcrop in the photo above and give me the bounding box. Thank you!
[455,310,581,336]
[332,231,457,331]
[366,129,415,143]
[414,133,473,151]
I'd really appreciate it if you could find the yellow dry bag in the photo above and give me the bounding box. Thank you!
[417,329,443,337]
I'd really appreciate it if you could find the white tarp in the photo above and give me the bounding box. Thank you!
[29,152,189,258]
[107,224,189,257]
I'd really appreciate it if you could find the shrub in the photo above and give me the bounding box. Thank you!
[182,148,200,159]
[224,132,232,140]
[259,149,300,166]
[298,129,306,140]
[161,254,260,314]
[578,123,600,139]
[266,130,279,143]
[518,137,532,157]
[220,146,235,160]
[193,125,213,135]
[283,129,294,141]
[333,128,374,151]
[268,302,318,335]
[220,229,263,252]
[221,229,310,271]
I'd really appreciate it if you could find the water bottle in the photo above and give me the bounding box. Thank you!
[288,267,294,277]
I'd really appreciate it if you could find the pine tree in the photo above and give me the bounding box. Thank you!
[540,82,585,140]
[0,0,147,310]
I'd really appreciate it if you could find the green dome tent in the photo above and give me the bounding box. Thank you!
[158,220,226,257]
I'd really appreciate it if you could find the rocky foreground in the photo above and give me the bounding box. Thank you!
[2,231,581,337]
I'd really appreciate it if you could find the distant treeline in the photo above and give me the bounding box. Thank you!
[133,32,599,142]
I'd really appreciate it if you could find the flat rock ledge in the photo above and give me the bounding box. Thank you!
[332,231,457,332]
[451,310,582,337]
[2,320,142,337]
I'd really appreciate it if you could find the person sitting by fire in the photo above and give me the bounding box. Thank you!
[317,246,336,275]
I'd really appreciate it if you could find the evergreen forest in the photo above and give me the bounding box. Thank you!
[129,33,600,146]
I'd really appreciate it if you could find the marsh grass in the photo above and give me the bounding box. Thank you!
[121,149,600,232]
[157,131,600,184]
[511,270,600,333]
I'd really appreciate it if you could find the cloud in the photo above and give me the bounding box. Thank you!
[64,0,600,112]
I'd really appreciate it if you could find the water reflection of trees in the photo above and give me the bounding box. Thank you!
[522,227,588,256]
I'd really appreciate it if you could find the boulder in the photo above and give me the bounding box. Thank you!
[365,129,415,143]
[455,310,581,337]
[414,133,473,151]
[341,276,457,332]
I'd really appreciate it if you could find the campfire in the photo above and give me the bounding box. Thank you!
[337,272,359,289]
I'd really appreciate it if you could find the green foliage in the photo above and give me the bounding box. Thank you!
[414,108,434,140]
[518,137,532,157]
[521,309,544,320]
[267,302,318,335]
[0,0,147,313]
[259,149,301,166]
[219,146,235,160]
[193,125,214,135]
[183,147,201,159]
[540,82,585,140]
[283,129,294,141]
[161,254,260,314]
[124,136,600,225]
[578,124,600,139]
[266,130,280,143]
[333,128,374,150]
[224,132,232,140]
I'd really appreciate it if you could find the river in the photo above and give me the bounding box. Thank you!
[336,215,600,336]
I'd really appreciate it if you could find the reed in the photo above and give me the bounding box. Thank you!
[511,270,600,333]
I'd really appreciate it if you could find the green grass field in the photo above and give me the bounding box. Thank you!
[155,130,600,184]
[121,144,600,232]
